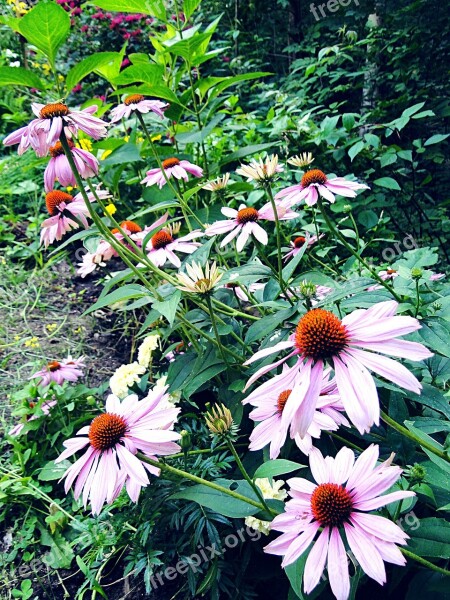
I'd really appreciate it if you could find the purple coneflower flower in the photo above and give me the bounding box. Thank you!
[30,356,85,386]
[110,94,168,122]
[141,157,203,188]
[44,140,99,192]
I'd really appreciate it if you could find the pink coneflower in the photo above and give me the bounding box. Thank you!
[284,233,322,261]
[55,386,181,514]
[430,272,445,281]
[110,94,168,122]
[223,282,266,302]
[144,218,202,268]
[30,356,85,386]
[367,269,399,292]
[3,102,107,157]
[40,186,111,248]
[275,168,369,207]
[244,301,432,435]
[244,366,349,458]
[9,400,57,437]
[205,203,298,252]
[141,157,203,188]
[44,140,99,192]
[265,445,415,600]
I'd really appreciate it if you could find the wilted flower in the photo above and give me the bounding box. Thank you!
[265,445,415,600]
[141,157,203,188]
[55,385,181,514]
[110,94,168,122]
[44,140,99,192]
[244,301,432,436]
[176,261,223,294]
[110,362,146,398]
[276,168,369,207]
[202,173,231,192]
[236,154,283,183]
[287,153,314,168]
[30,357,85,387]
[3,102,107,157]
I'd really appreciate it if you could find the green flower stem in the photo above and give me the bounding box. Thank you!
[317,198,403,302]
[400,548,450,576]
[136,113,204,230]
[264,183,293,303]
[205,295,230,370]
[226,440,275,516]
[211,298,260,321]
[167,443,248,460]
[381,411,450,463]
[414,279,421,317]
[136,453,266,511]
[348,211,362,275]
[177,313,243,362]
[329,432,364,453]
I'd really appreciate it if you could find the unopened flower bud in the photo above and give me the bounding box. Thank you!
[205,403,237,438]
[411,268,423,280]
[180,429,191,451]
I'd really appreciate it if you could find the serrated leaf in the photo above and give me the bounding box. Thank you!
[19,1,70,67]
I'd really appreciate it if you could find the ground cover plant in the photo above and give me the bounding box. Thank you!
[0,0,449,599]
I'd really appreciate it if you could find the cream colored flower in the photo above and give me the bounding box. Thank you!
[138,334,160,367]
[236,154,283,182]
[176,261,223,294]
[110,362,146,398]
[254,477,288,501]
[245,516,271,536]
[202,173,230,191]
[287,153,314,168]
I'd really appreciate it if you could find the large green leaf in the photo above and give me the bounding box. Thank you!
[171,479,260,518]
[89,0,166,19]
[152,290,181,326]
[245,306,297,344]
[19,1,70,67]
[253,459,304,479]
[373,177,401,190]
[0,66,45,90]
[111,64,165,87]
[221,143,280,165]
[66,52,123,92]
[405,518,450,558]
[83,284,149,314]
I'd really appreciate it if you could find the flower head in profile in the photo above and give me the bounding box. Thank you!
[244,301,432,436]
[110,94,169,122]
[144,215,202,268]
[276,168,369,208]
[55,385,181,514]
[287,153,315,168]
[236,154,283,183]
[284,233,323,261]
[205,403,237,438]
[9,399,57,437]
[44,140,99,192]
[30,356,85,387]
[205,202,298,252]
[141,157,203,188]
[110,362,146,398]
[202,173,231,192]
[244,366,349,458]
[40,185,111,248]
[176,261,223,295]
[3,102,107,157]
[265,445,415,600]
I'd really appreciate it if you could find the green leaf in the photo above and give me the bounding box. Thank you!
[101,143,142,166]
[418,319,450,358]
[417,384,450,419]
[152,290,181,326]
[282,239,308,281]
[253,460,304,479]
[66,52,123,91]
[342,113,356,131]
[183,0,201,20]
[171,479,260,518]
[19,1,70,67]
[0,66,45,90]
[348,140,365,162]
[245,306,297,344]
[111,63,164,87]
[83,284,148,314]
[424,134,450,146]
[89,0,166,19]
[402,102,426,118]
[38,460,71,481]
[373,177,401,190]
[405,517,450,558]
[221,143,280,165]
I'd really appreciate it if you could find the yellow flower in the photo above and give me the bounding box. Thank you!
[137,334,160,367]
[77,138,93,152]
[105,203,117,216]
[205,403,236,436]
[236,155,283,183]
[46,323,57,332]
[151,134,162,142]
[123,135,130,143]
[101,149,113,160]
[287,153,315,168]
[66,186,74,193]
[176,261,223,295]
[202,173,230,192]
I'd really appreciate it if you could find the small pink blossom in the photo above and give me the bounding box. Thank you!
[142,213,202,268]
[284,233,323,261]
[110,94,169,122]
[141,157,203,188]
[265,445,415,600]
[44,140,99,192]
[205,202,298,252]
[276,168,369,208]
[30,356,85,387]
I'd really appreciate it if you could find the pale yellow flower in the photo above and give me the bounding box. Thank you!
[110,362,146,398]
[287,153,315,168]
[205,403,234,435]
[254,478,288,501]
[176,261,223,295]
[236,155,283,183]
[105,203,117,216]
[78,139,93,152]
[137,334,160,367]
[244,516,271,535]
[202,173,230,192]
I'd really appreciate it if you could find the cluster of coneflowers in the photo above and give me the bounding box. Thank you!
[3,95,437,600]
